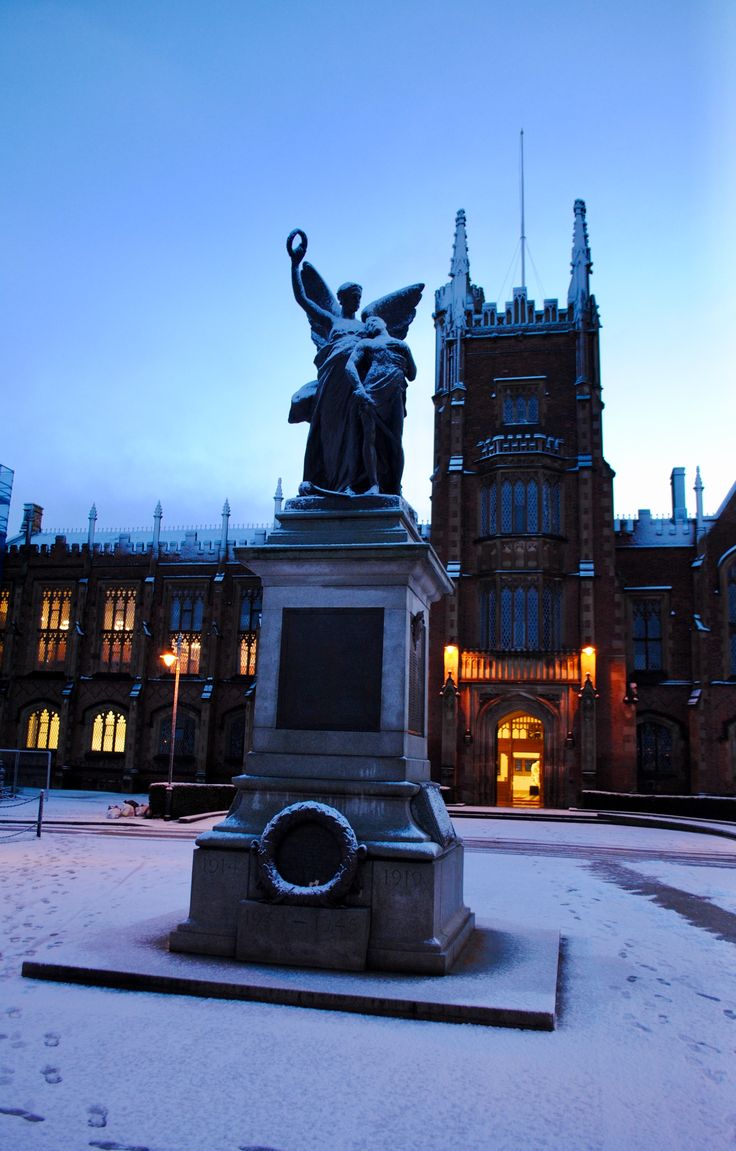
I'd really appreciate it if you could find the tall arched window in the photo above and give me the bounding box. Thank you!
[91,709,126,753]
[159,711,197,758]
[26,707,60,750]
[542,480,561,533]
[480,482,497,536]
[636,716,687,792]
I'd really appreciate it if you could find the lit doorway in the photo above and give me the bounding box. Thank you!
[496,712,544,808]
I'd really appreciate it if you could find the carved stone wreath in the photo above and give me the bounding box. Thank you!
[255,801,363,907]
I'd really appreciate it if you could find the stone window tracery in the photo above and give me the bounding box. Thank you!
[37,587,72,669]
[169,589,205,675]
[0,587,8,666]
[482,580,562,651]
[26,706,60,750]
[632,599,663,671]
[100,587,136,671]
[238,589,261,676]
[91,708,126,753]
[483,476,557,537]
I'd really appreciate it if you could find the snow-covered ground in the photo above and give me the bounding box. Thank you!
[1,802,735,1151]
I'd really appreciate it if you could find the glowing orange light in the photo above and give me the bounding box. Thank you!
[444,644,459,683]
[580,645,596,687]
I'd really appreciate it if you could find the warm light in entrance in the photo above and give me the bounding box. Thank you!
[580,645,596,687]
[444,644,459,683]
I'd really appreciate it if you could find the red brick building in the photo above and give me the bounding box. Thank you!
[0,499,266,791]
[428,204,736,806]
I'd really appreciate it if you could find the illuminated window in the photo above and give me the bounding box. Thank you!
[632,600,663,671]
[26,707,60,750]
[91,709,126,753]
[37,587,72,669]
[159,711,196,757]
[0,587,8,665]
[101,588,136,671]
[238,589,261,676]
[169,590,204,674]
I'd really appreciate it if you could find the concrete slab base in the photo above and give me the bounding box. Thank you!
[22,912,561,1030]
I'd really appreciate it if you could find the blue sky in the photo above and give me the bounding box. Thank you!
[1,0,734,534]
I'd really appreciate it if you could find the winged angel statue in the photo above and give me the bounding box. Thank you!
[287,229,423,497]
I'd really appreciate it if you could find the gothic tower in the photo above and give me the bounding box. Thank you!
[428,203,636,807]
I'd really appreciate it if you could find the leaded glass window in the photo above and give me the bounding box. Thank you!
[37,587,72,669]
[501,482,512,532]
[496,478,541,534]
[484,581,562,651]
[170,590,204,632]
[238,589,261,676]
[637,720,672,779]
[0,587,9,667]
[26,707,60,750]
[527,481,538,532]
[100,588,136,671]
[502,387,540,426]
[169,589,205,674]
[542,479,561,533]
[91,709,126,753]
[632,600,663,671]
[542,585,562,649]
[480,482,497,536]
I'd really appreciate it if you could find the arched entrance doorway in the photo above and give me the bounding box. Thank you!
[496,712,544,808]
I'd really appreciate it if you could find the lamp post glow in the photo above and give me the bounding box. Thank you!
[160,635,182,820]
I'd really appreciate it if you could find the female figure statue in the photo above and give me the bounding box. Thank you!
[287,229,423,496]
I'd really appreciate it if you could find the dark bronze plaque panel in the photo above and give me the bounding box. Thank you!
[277,608,383,731]
[408,611,426,736]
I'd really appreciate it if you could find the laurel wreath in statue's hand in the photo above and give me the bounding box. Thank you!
[286,228,308,265]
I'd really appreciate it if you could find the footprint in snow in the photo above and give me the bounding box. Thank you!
[87,1104,108,1128]
[41,1065,62,1084]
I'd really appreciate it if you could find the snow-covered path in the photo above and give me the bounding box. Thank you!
[1,816,735,1151]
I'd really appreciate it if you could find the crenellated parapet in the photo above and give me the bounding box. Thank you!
[477,432,565,461]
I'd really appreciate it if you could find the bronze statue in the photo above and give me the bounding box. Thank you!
[287,229,423,496]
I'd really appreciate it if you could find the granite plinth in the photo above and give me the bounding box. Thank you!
[172,495,473,975]
[23,913,561,1030]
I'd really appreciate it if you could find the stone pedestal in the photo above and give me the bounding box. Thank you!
[170,495,474,974]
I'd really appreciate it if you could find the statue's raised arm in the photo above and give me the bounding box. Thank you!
[287,229,341,348]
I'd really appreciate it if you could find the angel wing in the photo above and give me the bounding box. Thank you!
[361,283,424,340]
[301,262,340,348]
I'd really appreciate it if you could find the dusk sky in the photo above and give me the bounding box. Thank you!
[1,1,734,536]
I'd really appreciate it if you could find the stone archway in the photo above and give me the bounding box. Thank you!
[495,711,545,808]
[474,695,561,807]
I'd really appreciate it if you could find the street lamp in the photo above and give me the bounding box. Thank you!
[160,634,182,820]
